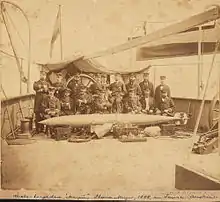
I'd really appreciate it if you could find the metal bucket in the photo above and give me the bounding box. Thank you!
[20,119,31,134]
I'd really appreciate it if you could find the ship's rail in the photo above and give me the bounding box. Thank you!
[1,94,211,139]
[1,94,35,139]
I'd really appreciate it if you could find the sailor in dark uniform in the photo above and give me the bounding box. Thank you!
[154,75,171,109]
[89,73,102,95]
[75,86,92,114]
[109,73,127,113]
[123,88,142,114]
[125,73,142,97]
[69,73,84,113]
[53,72,66,99]
[42,87,61,119]
[33,70,50,134]
[139,71,154,98]
[60,88,74,115]
[42,87,61,136]
[155,89,175,116]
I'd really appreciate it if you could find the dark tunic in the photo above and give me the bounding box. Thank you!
[75,92,92,114]
[42,95,61,118]
[123,95,141,113]
[139,80,154,97]
[89,82,103,95]
[69,81,84,98]
[108,81,126,113]
[154,84,171,108]
[109,81,126,98]
[125,82,142,97]
[53,81,66,99]
[33,79,50,113]
[60,96,74,115]
[158,97,175,115]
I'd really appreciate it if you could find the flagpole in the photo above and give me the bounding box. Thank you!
[59,5,63,60]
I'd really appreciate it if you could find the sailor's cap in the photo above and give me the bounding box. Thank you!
[161,89,168,93]
[40,70,47,74]
[143,71,150,76]
[160,75,166,80]
[57,72,63,77]
[48,86,56,92]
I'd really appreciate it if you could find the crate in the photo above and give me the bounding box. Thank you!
[54,126,72,141]
[160,124,176,136]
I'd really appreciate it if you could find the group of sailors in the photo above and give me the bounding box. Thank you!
[33,69,175,134]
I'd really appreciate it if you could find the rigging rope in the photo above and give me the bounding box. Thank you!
[1,3,27,83]
[4,7,28,52]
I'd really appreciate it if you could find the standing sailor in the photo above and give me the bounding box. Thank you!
[125,73,142,97]
[69,72,84,113]
[139,71,154,98]
[89,73,102,95]
[33,70,50,134]
[154,75,171,109]
[53,72,66,99]
[109,73,127,113]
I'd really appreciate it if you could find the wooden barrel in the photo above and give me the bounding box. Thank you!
[20,119,31,134]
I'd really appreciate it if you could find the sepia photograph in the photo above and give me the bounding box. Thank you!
[0,0,220,200]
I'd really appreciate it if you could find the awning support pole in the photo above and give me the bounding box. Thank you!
[218,59,220,155]
[20,58,23,95]
[193,39,220,136]
[197,25,203,98]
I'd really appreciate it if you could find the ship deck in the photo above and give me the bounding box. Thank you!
[2,133,220,192]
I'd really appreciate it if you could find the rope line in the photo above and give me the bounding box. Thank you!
[4,7,28,52]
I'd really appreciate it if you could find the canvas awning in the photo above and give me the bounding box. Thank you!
[136,27,220,60]
[38,54,151,74]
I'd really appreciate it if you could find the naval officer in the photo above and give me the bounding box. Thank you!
[33,70,50,134]
[154,75,171,109]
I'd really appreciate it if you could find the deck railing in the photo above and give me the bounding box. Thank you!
[1,94,211,139]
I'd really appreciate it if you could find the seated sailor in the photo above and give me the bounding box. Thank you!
[155,89,175,116]
[91,88,112,114]
[123,88,141,114]
[75,86,92,114]
[139,88,154,114]
[42,86,61,119]
[60,88,74,115]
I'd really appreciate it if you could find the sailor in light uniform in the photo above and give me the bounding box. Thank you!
[140,88,154,114]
